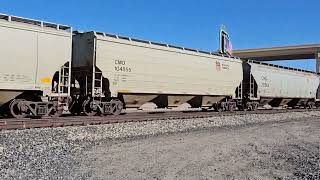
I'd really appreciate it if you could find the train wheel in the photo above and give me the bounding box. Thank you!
[307,102,314,109]
[47,101,63,117]
[246,102,253,111]
[213,103,223,112]
[10,99,28,119]
[110,99,123,115]
[52,110,63,117]
[50,107,63,117]
[229,105,235,112]
[82,100,97,116]
[252,104,258,111]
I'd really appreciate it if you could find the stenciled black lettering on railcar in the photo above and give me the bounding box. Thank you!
[0,74,31,83]
[114,60,132,73]
[222,64,230,70]
[261,75,270,87]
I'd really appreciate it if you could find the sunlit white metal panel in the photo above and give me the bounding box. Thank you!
[94,35,243,98]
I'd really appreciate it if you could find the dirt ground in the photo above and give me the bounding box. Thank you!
[76,117,320,180]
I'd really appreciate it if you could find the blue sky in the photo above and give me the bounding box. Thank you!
[0,0,318,71]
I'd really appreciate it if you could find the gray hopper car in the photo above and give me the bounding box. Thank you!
[240,61,320,110]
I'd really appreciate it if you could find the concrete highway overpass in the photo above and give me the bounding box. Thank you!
[233,44,320,73]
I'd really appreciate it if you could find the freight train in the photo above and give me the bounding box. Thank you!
[0,13,319,118]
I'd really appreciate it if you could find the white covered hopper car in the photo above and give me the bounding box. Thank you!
[71,32,243,115]
[0,14,72,118]
[242,60,320,109]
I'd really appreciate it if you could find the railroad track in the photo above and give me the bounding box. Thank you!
[0,108,318,131]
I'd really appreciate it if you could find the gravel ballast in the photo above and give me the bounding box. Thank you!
[0,111,319,179]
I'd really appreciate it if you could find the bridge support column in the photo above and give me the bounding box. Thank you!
[316,52,320,74]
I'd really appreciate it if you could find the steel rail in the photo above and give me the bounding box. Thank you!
[0,108,318,131]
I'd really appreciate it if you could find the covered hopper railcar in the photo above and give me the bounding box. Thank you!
[241,60,320,109]
[71,32,244,115]
[0,14,72,118]
[2,13,320,119]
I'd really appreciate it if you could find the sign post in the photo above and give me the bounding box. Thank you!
[316,51,320,74]
[219,26,233,56]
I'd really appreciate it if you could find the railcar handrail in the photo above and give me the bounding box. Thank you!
[247,59,316,74]
[0,13,71,32]
[87,30,241,60]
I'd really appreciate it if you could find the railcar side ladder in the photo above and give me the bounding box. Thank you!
[58,63,70,95]
[249,73,255,98]
[92,70,104,98]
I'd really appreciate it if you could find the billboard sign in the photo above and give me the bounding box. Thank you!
[219,28,233,56]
